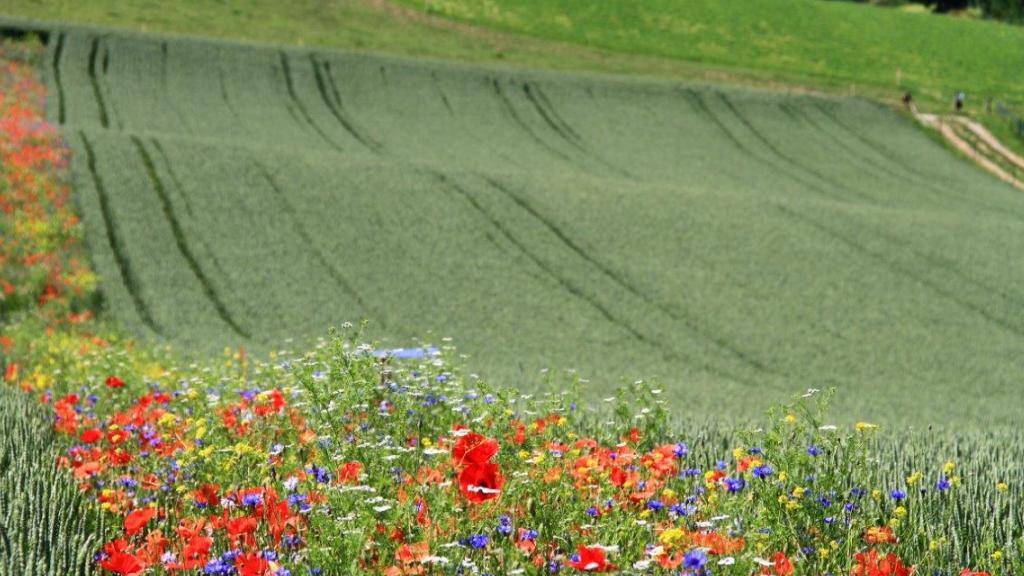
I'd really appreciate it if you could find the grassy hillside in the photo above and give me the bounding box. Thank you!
[395,0,1024,106]
[43,27,1024,426]
[6,0,1024,109]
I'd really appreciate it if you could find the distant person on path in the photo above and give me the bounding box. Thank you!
[955,91,965,113]
[902,91,914,112]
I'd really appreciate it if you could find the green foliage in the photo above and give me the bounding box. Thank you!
[0,386,107,575]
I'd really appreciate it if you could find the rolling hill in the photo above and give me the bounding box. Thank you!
[40,26,1024,425]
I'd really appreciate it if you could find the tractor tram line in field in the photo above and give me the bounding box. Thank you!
[432,170,761,387]
[129,136,252,339]
[76,130,162,336]
[481,175,775,377]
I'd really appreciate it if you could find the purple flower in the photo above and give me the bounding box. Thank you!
[684,549,708,570]
[724,477,746,493]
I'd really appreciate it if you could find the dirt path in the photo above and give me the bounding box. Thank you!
[917,113,1024,191]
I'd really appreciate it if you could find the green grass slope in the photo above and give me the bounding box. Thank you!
[40,27,1024,426]
[394,0,1024,107]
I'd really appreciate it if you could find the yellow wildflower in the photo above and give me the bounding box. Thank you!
[659,528,686,548]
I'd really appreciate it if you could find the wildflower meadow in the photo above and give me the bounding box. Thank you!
[1,30,1023,576]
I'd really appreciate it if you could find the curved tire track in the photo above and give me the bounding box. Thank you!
[483,175,773,378]
[277,51,347,152]
[131,136,251,339]
[251,160,382,329]
[78,131,161,335]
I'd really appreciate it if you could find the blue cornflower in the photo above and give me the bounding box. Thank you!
[674,442,689,458]
[724,477,746,493]
[521,529,538,541]
[749,447,764,455]
[807,445,823,457]
[753,465,774,479]
[468,534,489,549]
[669,503,693,517]
[647,499,664,512]
[586,507,599,518]
[890,489,907,501]
[202,559,233,575]
[683,549,708,570]
[936,477,952,492]
[307,466,331,484]
[241,492,263,507]
[497,515,513,536]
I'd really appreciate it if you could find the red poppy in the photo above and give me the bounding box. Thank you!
[337,461,363,484]
[192,483,220,507]
[124,507,157,536]
[226,516,259,547]
[853,549,914,576]
[107,429,130,445]
[458,461,504,503]
[80,428,103,444]
[773,552,794,576]
[960,570,990,576]
[236,552,270,576]
[106,375,126,389]
[396,541,429,565]
[452,432,499,466]
[626,427,641,444]
[170,535,212,570]
[99,539,146,576]
[609,466,630,487]
[569,545,613,572]
[99,550,145,576]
